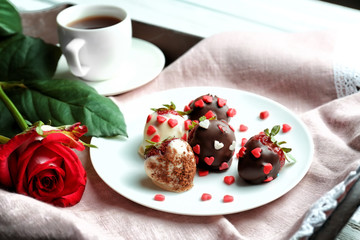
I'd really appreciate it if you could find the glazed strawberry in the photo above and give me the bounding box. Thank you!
[144,138,196,192]
[237,125,295,184]
[188,117,236,171]
[185,94,236,122]
[139,102,188,156]
[144,138,173,158]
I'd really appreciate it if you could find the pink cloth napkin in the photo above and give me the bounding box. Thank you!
[1,30,360,240]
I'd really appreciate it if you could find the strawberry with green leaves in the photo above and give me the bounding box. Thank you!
[138,102,189,156]
[237,125,295,184]
[144,137,196,192]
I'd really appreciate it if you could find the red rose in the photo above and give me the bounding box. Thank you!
[0,122,87,207]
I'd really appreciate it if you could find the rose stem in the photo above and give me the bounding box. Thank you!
[0,82,28,131]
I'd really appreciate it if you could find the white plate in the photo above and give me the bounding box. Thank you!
[90,87,314,216]
[54,38,165,96]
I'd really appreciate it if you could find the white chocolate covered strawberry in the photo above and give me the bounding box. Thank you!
[144,138,196,192]
[138,102,188,156]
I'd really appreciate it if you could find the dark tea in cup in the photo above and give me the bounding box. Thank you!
[68,16,121,29]
[57,4,132,81]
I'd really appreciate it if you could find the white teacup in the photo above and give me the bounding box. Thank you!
[57,4,132,81]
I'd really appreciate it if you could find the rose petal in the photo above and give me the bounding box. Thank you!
[0,131,37,188]
[15,141,44,195]
[42,122,87,141]
[42,133,85,151]
[43,144,86,195]
[51,184,86,207]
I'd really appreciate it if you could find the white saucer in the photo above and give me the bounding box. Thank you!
[54,38,165,96]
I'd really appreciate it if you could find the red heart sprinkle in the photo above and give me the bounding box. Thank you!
[202,95,213,103]
[168,119,178,128]
[146,114,152,123]
[184,120,192,130]
[184,105,191,112]
[181,133,187,141]
[263,177,274,183]
[218,124,226,133]
[201,193,212,201]
[154,194,165,201]
[146,125,156,136]
[227,108,236,117]
[263,163,273,174]
[198,170,209,177]
[151,135,160,142]
[224,176,235,185]
[229,124,235,132]
[259,111,269,120]
[239,124,248,132]
[217,98,227,107]
[282,124,292,133]
[157,115,166,124]
[223,195,234,203]
[204,110,215,119]
[241,138,247,146]
[195,155,199,164]
[193,144,200,154]
[251,147,262,158]
[195,99,204,108]
[237,147,246,158]
[219,162,229,170]
[204,156,215,165]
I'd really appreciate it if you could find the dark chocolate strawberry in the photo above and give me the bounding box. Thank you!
[237,125,295,184]
[188,117,236,171]
[184,94,236,122]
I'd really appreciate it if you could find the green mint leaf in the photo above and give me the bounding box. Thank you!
[4,79,127,138]
[0,0,22,36]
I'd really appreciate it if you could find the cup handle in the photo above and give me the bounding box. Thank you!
[64,38,90,77]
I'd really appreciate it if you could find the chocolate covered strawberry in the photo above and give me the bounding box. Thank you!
[138,102,189,156]
[188,117,236,171]
[144,137,196,192]
[184,94,236,122]
[237,125,295,184]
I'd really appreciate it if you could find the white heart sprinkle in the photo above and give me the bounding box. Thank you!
[229,141,236,151]
[199,119,210,129]
[214,140,224,150]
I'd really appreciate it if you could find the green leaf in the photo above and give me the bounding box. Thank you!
[281,147,292,153]
[4,79,127,138]
[270,125,280,136]
[264,128,270,136]
[285,153,296,164]
[0,0,22,36]
[0,34,61,81]
[0,99,22,138]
